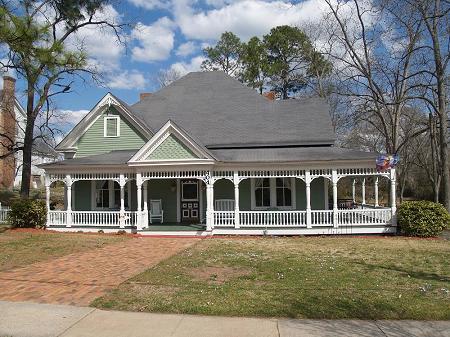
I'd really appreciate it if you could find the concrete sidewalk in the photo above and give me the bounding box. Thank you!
[0,301,449,337]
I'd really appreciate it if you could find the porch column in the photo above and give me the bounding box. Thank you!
[390,168,397,226]
[206,177,214,231]
[119,174,126,229]
[361,178,366,205]
[45,174,51,226]
[352,179,356,204]
[233,171,240,229]
[136,173,143,231]
[332,169,338,228]
[305,170,312,228]
[374,177,379,207]
[143,180,149,228]
[65,174,72,227]
[44,174,51,212]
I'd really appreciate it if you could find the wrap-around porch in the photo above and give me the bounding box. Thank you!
[45,167,396,235]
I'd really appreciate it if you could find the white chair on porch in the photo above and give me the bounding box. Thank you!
[215,199,235,211]
[149,199,164,224]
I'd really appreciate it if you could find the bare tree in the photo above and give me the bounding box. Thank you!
[322,0,427,155]
[156,68,183,88]
[0,0,126,197]
[406,0,450,210]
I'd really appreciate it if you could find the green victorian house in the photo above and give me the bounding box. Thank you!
[41,71,396,236]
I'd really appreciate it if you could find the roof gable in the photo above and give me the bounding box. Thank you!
[146,134,198,160]
[56,93,152,153]
[129,120,215,166]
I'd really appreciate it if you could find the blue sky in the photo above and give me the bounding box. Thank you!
[2,0,336,129]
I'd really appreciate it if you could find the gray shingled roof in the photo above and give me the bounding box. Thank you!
[40,147,376,168]
[130,71,336,148]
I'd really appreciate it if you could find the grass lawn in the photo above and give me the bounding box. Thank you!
[93,236,450,320]
[0,229,129,272]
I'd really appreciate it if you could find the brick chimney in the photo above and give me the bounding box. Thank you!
[140,92,152,101]
[263,91,276,100]
[0,76,17,190]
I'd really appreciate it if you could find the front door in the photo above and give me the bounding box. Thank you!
[181,180,199,223]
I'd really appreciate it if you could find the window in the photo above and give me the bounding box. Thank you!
[254,178,271,207]
[93,180,130,210]
[95,180,110,209]
[276,178,292,207]
[251,178,296,209]
[104,116,120,137]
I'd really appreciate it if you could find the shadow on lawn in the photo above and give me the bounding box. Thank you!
[281,293,400,320]
[356,261,450,283]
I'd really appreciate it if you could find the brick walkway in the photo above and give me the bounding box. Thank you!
[0,237,198,306]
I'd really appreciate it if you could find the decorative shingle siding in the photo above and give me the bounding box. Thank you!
[147,134,198,160]
[75,107,147,158]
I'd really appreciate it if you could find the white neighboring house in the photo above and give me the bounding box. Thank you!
[0,76,58,190]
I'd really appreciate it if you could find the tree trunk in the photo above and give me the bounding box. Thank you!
[20,86,35,198]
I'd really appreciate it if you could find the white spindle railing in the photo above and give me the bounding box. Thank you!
[214,199,235,211]
[0,208,10,223]
[311,210,333,226]
[238,211,307,227]
[337,208,392,226]
[47,210,67,225]
[47,210,138,227]
[213,211,235,227]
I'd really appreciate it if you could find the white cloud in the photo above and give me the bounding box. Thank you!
[176,41,197,57]
[58,109,90,126]
[170,55,205,75]
[64,5,125,72]
[108,70,147,90]
[128,0,171,10]
[131,17,176,63]
[174,0,334,41]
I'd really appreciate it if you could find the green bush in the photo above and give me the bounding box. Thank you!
[397,201,450,237]
[8,199,47,229]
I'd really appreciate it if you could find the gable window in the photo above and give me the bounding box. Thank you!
[276,178,292,207]
[104,116,120,137]
[251,178,296,210]
[254,178,271,207]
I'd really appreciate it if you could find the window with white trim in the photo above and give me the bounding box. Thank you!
[276,178,292,207]
[93,180,130,210]
[104,116,120,137]
[251,177,296,210]
[254,178,271,207]
[95,180,110,209]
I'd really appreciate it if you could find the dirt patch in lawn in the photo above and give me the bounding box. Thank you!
[190,266,251,284]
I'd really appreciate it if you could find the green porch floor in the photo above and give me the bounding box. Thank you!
[144,223,206,231]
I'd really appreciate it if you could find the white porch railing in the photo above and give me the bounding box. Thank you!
[0,208,10,223]
[213,211,235,227]
[337,208,392,226]
[311,210,334,226]
[47,210,138,227]
[213,209,392,228]
[239,211,307,227]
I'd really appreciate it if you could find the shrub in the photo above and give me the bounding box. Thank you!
[397,201,450,237]
[8,199,47,229]
[0,189,20,207]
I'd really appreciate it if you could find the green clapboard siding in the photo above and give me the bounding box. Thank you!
[73,180,91,211]
[75,107,147,157]
[147,134,198,160]
[147,180,178,222]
